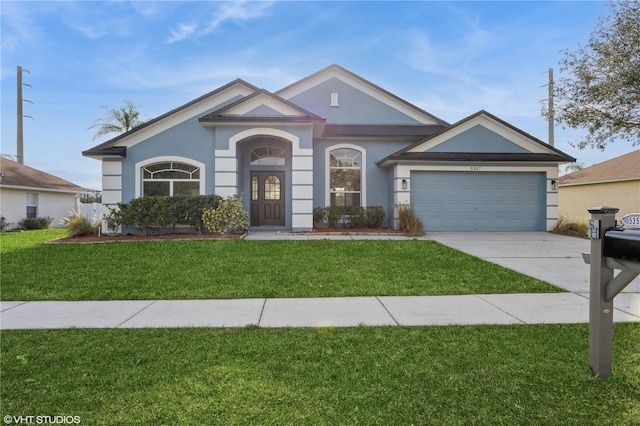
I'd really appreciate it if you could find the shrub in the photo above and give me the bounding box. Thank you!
[181,195,222,233]
[118,196,157,235]
[313,205,386,229]
[108,195,223,235]
[202,195,250,235]
[18,216,53,230]
[61,209,99,237]
[104,208,123,235]
[395,204,425,237]
[0,216,12,231]
[551,216,588,239]
[313,207,325,228]
[346,206,366,229]
[365,206,385,228]
[326,205,345,228]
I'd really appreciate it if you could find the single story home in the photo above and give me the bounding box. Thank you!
[559,149,640,221]
[83,64,574,232]
[0,157,85,229]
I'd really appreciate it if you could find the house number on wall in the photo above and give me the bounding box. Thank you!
[470,166,482,171]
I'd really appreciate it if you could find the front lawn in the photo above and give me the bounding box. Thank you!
[1,325,638,425]
[0,230,562,300]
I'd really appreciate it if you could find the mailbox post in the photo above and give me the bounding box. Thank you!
[587,207,617,378]
[585,207,640,378]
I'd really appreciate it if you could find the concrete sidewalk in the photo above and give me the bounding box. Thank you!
[1,293,638,330]
[1,231,638,330]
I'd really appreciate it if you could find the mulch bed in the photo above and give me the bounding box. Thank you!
[47,233,243,244]
[48,228,403,244]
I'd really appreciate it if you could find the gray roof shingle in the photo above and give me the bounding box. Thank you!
[0,158,85,193]
[560,150,640,186]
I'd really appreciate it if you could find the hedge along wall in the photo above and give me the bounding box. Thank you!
[105,194,223,235]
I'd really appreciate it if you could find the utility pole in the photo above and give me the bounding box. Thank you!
[17,66,23,164]
[16,66,32,164]
[548,68,554,147]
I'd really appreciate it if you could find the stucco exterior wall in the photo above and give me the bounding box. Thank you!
[0,187,79,229]
[559,180,640,221]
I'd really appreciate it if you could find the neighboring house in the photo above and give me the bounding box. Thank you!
[559,149,640,221]
[83,64,574,232]
[0,158,85,229]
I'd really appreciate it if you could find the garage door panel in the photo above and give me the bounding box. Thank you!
[410,171,545,231]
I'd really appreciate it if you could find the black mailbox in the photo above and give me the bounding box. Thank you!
[603,228,640,263]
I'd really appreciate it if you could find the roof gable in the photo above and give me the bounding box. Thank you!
[560,149,640,186]
[408,111,554,154]
[425,124,530,154]
[83,79,259,158]
[199,89,324,124]
[276,64,448,126]
[378,110,575,166]
[0,158,85,193]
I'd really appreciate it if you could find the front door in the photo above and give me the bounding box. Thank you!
[250,171,285,226]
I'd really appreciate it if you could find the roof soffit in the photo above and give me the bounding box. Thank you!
[275,64,448,126]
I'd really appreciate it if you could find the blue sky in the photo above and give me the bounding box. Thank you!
[0,0,628,190]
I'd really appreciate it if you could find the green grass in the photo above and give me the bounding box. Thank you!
[1,325,639,425]
[0,230,562,300]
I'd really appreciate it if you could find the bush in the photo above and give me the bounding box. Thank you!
[551,216,588,238]
[119,196,157,235]
[18,216,53,230]
[365,206,385,228]
[61,209,99,237]
[313,207,325,228]
[0,216,12,231]
[395,204,425,237]
[326,205,345,228]
[111,195,223,235]
[346,206,366,229]
[314,205,386,229]
[202,195,250,235]
[104,208,123,235]
[180,195,222,233]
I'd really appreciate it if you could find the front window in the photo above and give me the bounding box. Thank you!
[142,162,200,196]
[330,148,361,208]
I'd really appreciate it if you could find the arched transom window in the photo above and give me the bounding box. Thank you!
[250,147,286,166]
[142,161,200,196]
[329,148,362,207]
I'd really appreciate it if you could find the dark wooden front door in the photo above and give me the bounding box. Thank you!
[250,171,285,226]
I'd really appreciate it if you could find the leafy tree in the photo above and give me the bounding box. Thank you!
[89,100,145,140]
[553,1,640,150]
[561,162,587,176]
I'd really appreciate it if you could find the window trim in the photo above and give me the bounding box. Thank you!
[324,144,366,208]
[135,156,205,198]
[26,193,38,219]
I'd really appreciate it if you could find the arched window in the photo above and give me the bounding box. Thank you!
[142,161,200,196]
[250,147,286,166]
[329,147,362,208]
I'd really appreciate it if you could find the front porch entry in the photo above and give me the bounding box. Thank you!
[250,171,285,226]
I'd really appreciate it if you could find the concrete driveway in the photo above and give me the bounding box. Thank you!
[427,232,639,313]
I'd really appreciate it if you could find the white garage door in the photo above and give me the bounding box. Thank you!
[410,171,545,231]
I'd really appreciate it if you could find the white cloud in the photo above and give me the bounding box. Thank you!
[167,23,197,43]
[0,2,45,52]
[203,1,274,34]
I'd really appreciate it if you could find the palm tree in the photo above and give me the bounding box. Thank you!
[89,100,145,140]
